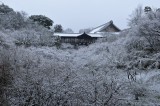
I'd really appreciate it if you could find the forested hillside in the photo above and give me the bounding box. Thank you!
[0,4,160,106]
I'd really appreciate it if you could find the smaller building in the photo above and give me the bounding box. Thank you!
[54,32,102,45]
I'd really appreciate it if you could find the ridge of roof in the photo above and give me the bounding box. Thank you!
[90,20,113,33]
[54,33,83,34]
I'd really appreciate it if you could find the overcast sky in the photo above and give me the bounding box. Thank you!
[2,0,160,32]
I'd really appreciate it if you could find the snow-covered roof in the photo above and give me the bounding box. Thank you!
[90,22,111,33]
[89,33,103,37]
[54,33,80,37]
[54,33,103,38]
[90,20,120,33]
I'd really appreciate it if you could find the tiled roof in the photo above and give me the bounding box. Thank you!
[90,20,120,33]
[54,33,103,38]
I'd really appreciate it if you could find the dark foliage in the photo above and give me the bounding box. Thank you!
[29,15,53,29]
[0,4,13,14]
[54,24,63,33]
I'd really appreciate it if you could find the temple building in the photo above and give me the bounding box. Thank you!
[54,20,121,45]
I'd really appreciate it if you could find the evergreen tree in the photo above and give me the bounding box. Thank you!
[54,24,63,33]
[0,4,13,14]
[29,15,53,29]
[144,6,152,13]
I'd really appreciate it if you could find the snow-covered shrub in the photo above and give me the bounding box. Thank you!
[125,36,147,52]
[0,31,14,48]
[130,82,148,100]
[61,43,74,49]
[13,30,38,47]
[71,59,127,106]
[54,36,61,48]
[138,19,160,52]
[125,70,160,105]
[99,33,122,43]
[0,47,15,105]
[37,29,55,47]
[0,11,26,30]
[12,29,55,47]
[0,33,4,46]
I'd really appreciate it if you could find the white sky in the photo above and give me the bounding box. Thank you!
[1,0,160,32]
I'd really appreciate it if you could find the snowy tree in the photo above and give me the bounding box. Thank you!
[0,10,26,30]
[63,28,74,33]
[13,28,55,47]
[138,19,160,52]
[0,4,13,14]
[79,28,93,33]
[128,5,144,27]
[144,6,152,13]
[54,24,63,33]
[127,5,160,52]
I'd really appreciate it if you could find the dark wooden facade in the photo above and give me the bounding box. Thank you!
[59,33,100,45]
